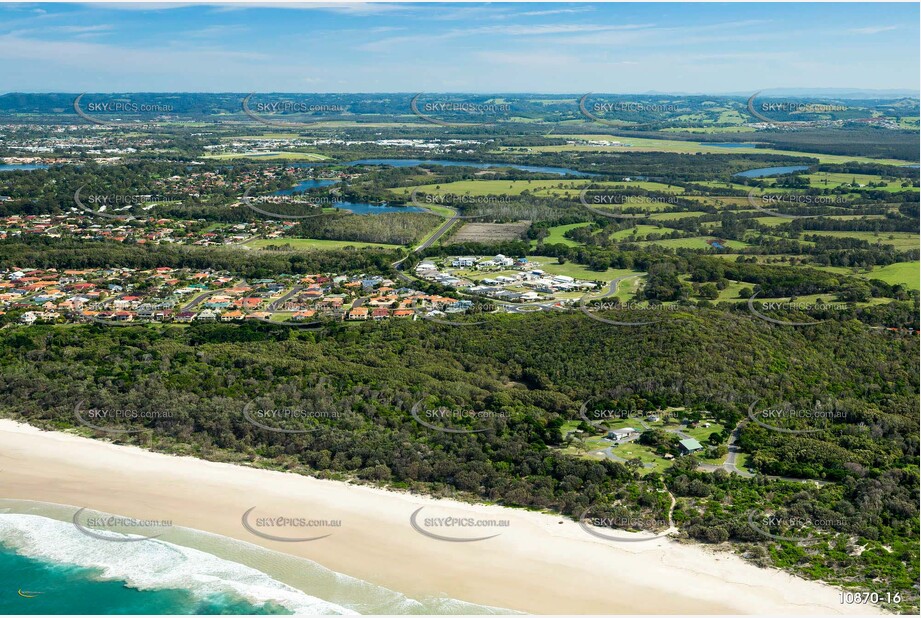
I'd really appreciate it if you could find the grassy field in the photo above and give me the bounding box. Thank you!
[246,238,401,250]
[612,274,645,301]
[806,261,919,290]
[392,179,685,200]
[636,236,751,250]
[609,225,668,241]
[790,172,919,193]
[858,261,920,289]
[534,261,639,281]
[648,211,710,221]
[804,230,919,251]
[417,204,456,218]
[513,134,914,165]
[749,214,887,227]
[392,179,584,197]
[606,443,671,474]
[538,222,592,247]
[713,280,754,301]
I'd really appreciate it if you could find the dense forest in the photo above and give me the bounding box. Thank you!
[0,312,916,611]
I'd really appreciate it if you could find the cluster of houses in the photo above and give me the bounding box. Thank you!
[0,162,350,245]
[0,214,290,247]
[1,127,174,163]
[206,137,482,158]
[414,255,598,304]
[1,266,471,326]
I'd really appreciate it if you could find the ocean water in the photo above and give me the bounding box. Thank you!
[0,501,515,615]
[0,548,290,615]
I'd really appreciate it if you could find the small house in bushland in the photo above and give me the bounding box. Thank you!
[607,427,640,442]
[679,438,703,455]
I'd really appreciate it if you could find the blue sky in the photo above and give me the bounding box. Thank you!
[0,2,918,93]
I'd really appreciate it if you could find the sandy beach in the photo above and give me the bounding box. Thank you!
[0,419,879,615]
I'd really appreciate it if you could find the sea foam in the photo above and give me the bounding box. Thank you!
[0,513,355,615]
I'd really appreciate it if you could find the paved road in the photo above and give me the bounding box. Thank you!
[415,207,459,252]
[391,256,414,284]
[597,274,641,299]
[268,285,303,311]
[723,424,744,470]
[183,290,219,310]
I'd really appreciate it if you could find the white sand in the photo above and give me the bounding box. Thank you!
[0,420,880,615]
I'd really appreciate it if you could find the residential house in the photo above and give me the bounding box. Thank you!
[678,438,704,455]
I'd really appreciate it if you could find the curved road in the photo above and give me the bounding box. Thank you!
[415,206,459,251]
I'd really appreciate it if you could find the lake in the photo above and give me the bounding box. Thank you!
[734,165,809,178]
[272,179,422,214]
[331,201,422,215]
[272,179,337,195]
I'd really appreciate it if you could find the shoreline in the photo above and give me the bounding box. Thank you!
[0,419,881,615]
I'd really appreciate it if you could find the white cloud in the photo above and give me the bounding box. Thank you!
[848,26,898,35]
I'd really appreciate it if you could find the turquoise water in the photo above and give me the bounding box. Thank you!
[734,165,809,178]
[0,548,288,615]
[0,502,516,615]
[0,164,48,172]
